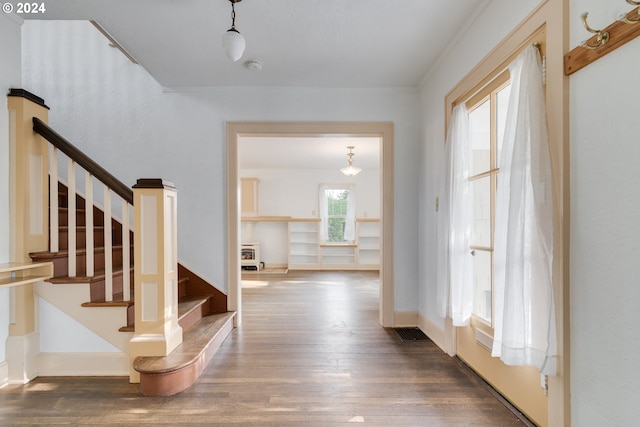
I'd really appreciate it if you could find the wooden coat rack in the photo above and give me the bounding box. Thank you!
[564,5,640,75]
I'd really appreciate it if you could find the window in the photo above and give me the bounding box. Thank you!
[466,72,511,325]
[319,184,355,243]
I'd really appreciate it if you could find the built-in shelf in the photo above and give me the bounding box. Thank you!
[356,220,381,268]
[286,218,380,271]
[288,220,320,269]
[0,262,54,288]
[245,217,380,271]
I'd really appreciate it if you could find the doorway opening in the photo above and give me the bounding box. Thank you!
[226,122,394,327]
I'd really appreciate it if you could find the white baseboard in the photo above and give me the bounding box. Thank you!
[394,311,418,327]
[38,352,129,376]
[418,312,448,353]
[0,361,8,389]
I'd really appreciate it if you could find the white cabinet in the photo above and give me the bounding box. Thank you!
[288,220,320,269]
[240,177,259,216]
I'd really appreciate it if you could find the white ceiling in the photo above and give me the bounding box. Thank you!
[25,0,490,89]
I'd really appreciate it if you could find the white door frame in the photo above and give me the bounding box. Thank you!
[226,121,394,327]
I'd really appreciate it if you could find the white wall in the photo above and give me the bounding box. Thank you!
[20,20,420,311]
[569,1,640,425]
[240,167,380,266]
[242,168,380,218]
[417,0,540,327]
[0,13,23,370]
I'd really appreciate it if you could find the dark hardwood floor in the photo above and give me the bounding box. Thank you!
[0,270,528,426]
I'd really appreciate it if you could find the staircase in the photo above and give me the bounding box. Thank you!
[13,92,235,396]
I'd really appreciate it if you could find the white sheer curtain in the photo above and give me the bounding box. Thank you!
[343,187,356,241]
[491,45,556,375]
[319,184,329,242]
[436,104,474,326]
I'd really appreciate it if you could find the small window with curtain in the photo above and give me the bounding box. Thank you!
[319,184,356,243]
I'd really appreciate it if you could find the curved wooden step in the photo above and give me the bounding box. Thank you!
[133,311,236,397]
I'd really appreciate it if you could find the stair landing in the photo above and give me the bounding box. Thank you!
[133,311,236,396]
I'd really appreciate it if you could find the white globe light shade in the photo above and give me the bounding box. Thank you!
[340,165,362,176]
[221,29,245,62]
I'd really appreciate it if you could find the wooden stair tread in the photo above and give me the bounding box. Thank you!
[177,295,210,319]
[30,245,128,259]
[82,291,134,307]
[58,207,87,212]
[48,267,132,284]
[117,295,212,333]
[134,311,235,375]
[58,225,105,230]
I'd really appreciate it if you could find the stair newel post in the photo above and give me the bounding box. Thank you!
[129,179,182,383]
[6,90,51,383]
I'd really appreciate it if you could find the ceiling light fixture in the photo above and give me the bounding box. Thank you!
[340,146,362,176]
[221,0,245,62]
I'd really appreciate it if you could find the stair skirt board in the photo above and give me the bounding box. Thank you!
[38,352,130,376]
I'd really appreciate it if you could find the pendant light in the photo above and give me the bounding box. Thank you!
[340,146,362,176]
[221,0,245,62]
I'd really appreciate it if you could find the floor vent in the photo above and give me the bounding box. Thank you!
[394,328,430,341]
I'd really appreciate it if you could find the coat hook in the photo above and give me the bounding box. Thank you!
[580,12,610,50]
[619,1,640,24]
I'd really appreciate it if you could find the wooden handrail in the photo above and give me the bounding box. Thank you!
[32,117,134,204]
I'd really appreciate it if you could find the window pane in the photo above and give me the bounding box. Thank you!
[326,189,348,215]
[471,176,491,247]
[324,188,350,242]
[496,84,511,167]
[328,218,346,242]
[469,99,490,175]
[472,249,492,323]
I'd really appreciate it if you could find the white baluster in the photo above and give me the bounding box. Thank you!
[85,172,94,277]
[104,187,113,301]
[122,202,130,301]
[49,145,59,253]
[67,158,76,277]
